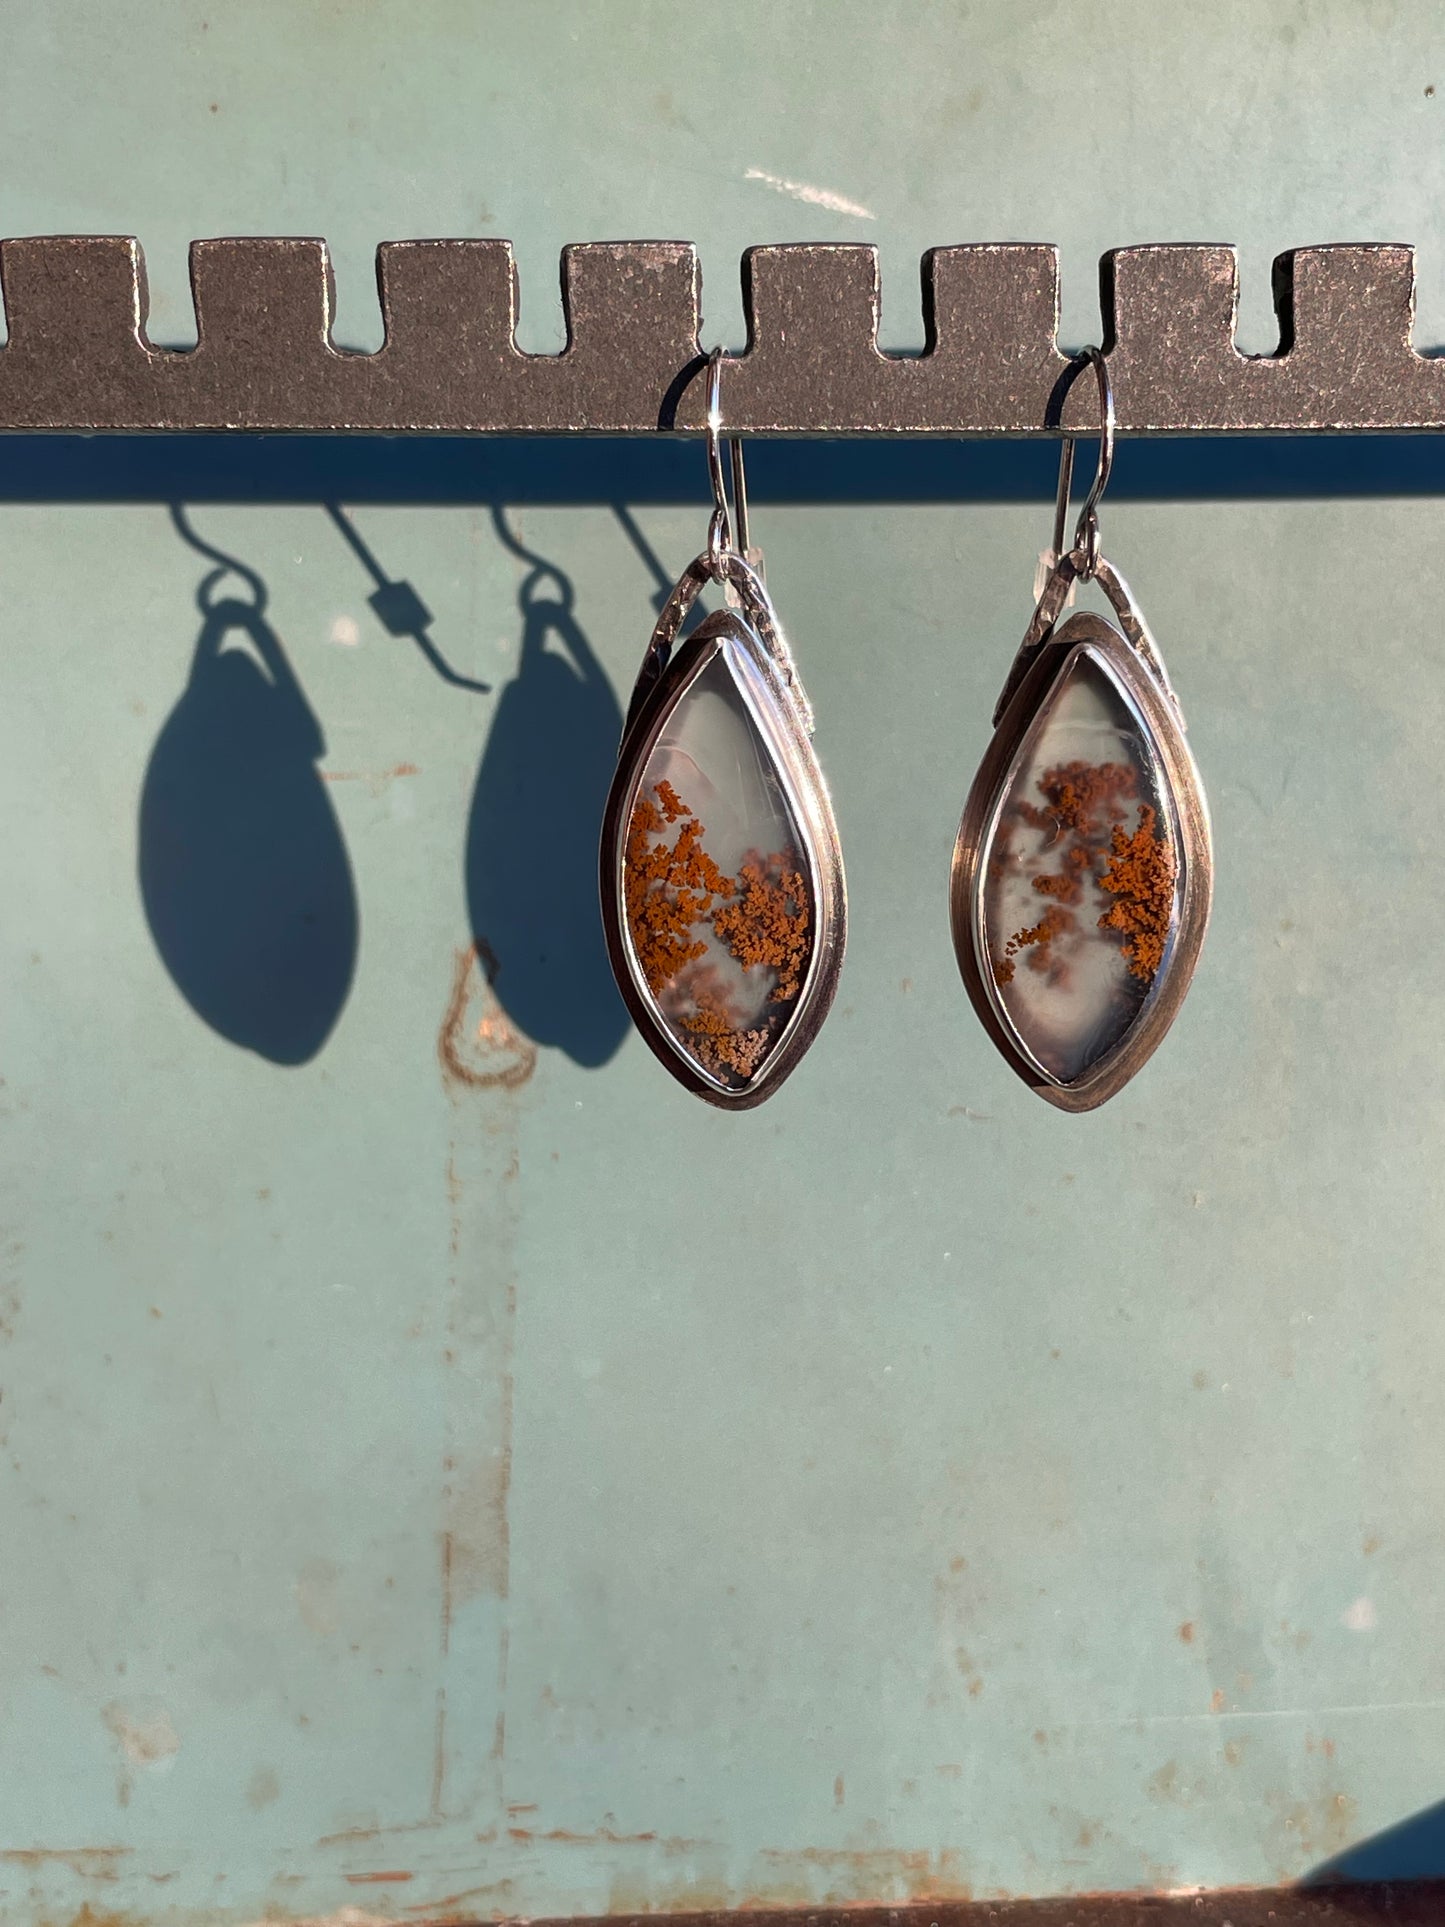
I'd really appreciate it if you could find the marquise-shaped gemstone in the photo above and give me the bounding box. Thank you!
[978,648,1183,1084]
[622,647,816,1091]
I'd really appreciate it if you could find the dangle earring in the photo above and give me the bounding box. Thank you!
[600,349,846,1107]
[950,349,1212,1110]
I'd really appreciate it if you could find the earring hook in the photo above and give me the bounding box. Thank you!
[1051,346,1115,580]
[704,348,751,576]
[171,504,268,613]
[490,504,575,610]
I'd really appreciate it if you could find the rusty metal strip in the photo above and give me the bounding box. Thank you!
[526,1889,1445,1926]
[0,237,1440,433]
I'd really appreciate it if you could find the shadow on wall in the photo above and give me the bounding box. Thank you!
[1309,1796,1445,1890]
[140,501,637,1071]
[465,508,627,1069]
[138,507,359,1064]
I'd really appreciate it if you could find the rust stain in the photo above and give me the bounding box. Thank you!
[1267,1786,1360,1867]
[833,1774,845,1808]
[100,1702,180,1767]
[321,761,421,792]
[433,999,524,1828]
[444,1157,462,1260]
[430,1688,446,1821]
[295,1557,341,1637]
[441,1423,513,1608]
[438,944,537,1093]
[1,1849,131,1880]
[1177,1620,1196,1643]
[246,1767,280,1810]
[952,1644,984,1699]
[745,1844,975,1906]
[439,1531,454,1655]
[27,1910,143,1927]
[19,1891,1425,1927]
[1363,1532,1382,1555]
[1139,1853,1182,1890]
[404,1882,515,1918]
[344,1871,414,1885]
[1210,1688,1227,1713]
[507,1826,682,1847]
[606,1871,735,1916]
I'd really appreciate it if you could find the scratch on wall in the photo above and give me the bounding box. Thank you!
[742,167,876,220]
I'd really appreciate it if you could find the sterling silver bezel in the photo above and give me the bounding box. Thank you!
[951,568,1212,1113]
[601,556,846,1110]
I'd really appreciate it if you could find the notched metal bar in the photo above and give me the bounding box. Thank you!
[0,234,1442,432]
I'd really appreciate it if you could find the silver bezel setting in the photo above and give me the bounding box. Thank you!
[951,566,1212,1112]
[601,556,846,1110]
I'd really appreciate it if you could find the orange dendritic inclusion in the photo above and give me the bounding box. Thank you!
[625,779,812,1084]
[993,759,1177,993]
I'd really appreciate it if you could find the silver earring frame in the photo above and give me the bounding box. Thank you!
[950,349,1213,1111]
[599,352,847,1110]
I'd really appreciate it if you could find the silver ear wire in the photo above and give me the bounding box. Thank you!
[704,347,750,576]
[1052,346,1115,579]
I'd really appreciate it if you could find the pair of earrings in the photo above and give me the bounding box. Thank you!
[599,350,1212,1112]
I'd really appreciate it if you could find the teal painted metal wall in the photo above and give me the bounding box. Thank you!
[4,1,1445,1918]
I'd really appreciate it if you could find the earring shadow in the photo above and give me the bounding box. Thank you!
[138,508,359,1064]
[464,511,628,1069]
